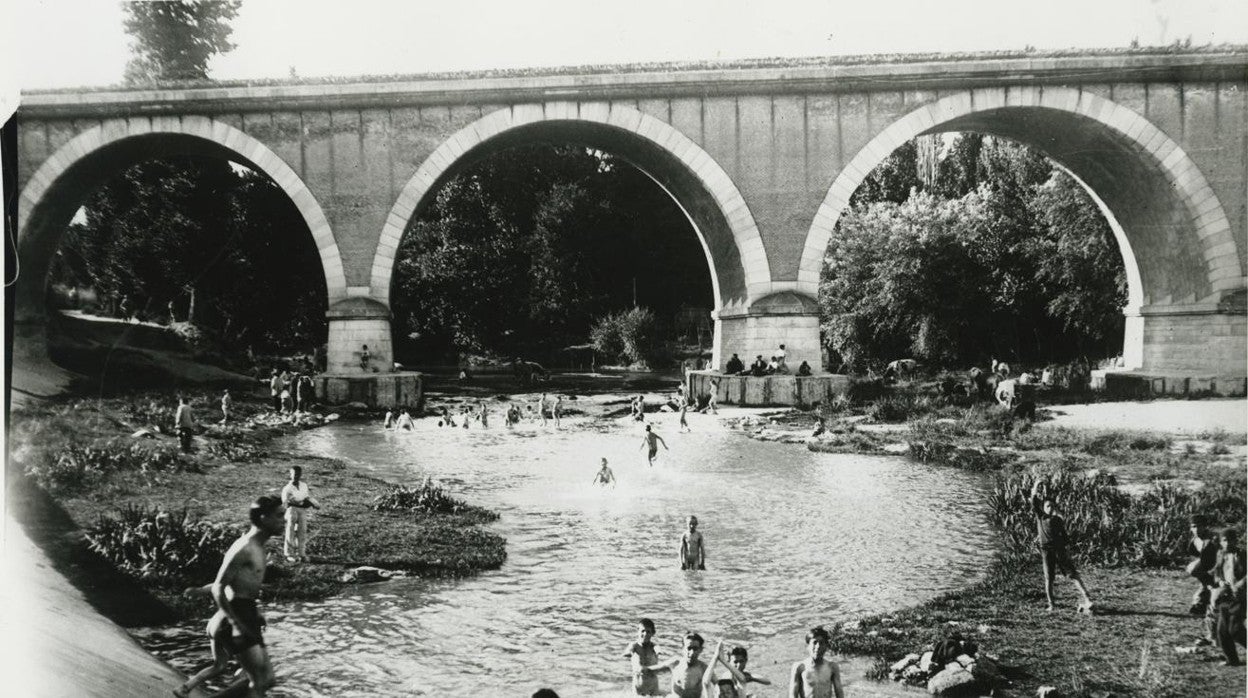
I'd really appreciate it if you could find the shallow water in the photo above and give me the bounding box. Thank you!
[136,412,996,696]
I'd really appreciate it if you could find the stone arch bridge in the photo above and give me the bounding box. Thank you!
[12,51,1247,390]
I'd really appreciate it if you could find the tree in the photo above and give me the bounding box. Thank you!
[122,0,242,84]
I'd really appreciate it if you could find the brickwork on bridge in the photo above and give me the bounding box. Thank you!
[13,52,1247,395]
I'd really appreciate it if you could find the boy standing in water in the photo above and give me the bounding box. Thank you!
[642,632,713,697]
[679,516,706,570]
[789,626,844,698]
[592,458,617,488]
[640,425,669,466]
[678,401,690,433]
[1031,478,1095,613]
[726,646,771,695]
[623,618,663,696]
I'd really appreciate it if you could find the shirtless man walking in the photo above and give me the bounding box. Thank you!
[205,495,285,697]
[640,425,669,467]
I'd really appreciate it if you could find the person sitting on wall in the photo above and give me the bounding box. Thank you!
[797,361,812,377]
[750,356,768,377]
[724,353,745,375]
[766,356,780,375]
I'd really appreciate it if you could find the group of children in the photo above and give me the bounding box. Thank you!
[623,619,843,698]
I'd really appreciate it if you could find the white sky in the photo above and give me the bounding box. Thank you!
[1,0,1245,117]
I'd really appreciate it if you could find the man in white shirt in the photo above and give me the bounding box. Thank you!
[280,466,320,562]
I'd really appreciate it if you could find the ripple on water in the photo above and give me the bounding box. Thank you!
[137,418,996,697]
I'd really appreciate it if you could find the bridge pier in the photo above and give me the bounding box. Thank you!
[326,298,394,374]
[715,292,823,373]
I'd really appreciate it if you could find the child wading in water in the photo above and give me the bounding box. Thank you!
[623,618,663,696]
[679,515,706,570]
[1031,477,1095,613]
[641,632,723,697]
[789,626,844,698]
[592,458,617,488]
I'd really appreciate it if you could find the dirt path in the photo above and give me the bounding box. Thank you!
[1039,399,1247,435]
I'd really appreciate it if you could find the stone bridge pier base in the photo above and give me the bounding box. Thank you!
[715,292,823,374]
[318,298,421,409]
[1104,298,1247,397]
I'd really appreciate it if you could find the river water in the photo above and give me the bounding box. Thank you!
[137,412,996,697]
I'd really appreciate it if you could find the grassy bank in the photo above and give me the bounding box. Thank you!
[6,392,506,626]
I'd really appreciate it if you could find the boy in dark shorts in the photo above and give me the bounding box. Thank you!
[1031,478,1094,613]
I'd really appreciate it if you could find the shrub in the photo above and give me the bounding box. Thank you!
[86,505,240,585]
[372,481,500,522]
[989,467,1247,567]
[908,441,1013,471]
[589,307,658,367]
[23,439,187,494]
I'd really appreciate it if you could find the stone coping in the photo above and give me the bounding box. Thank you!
[687,369,849,407]
[18,51,1247,117]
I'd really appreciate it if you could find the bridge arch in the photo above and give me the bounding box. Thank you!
[15,116,348,326]
[370,103,770,320]
[802,86,1242,370]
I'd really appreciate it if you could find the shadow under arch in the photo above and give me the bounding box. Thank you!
[370,103,772,320]
[15,116,347,328]
[801,86,1243,368]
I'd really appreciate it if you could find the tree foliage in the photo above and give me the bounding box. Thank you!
[391,145,711,362]
[122,0,242,84]
[53,157,326,351]
[822,135,1127,368]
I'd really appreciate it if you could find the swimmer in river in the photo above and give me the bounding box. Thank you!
[553,395,563,428]
[679,515,706,571]
[789,626,844,698]
[394,409,414,431]
[592,458,616,488]
[724,646,771,695]
[383,409,394,429]
[622,618,662,696]
[538,393,549,427]
[640,425,668,467]
[678,400,690,433]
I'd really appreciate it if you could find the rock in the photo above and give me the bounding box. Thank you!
[890,653,921,674]
[345,401,369,410]
[340,566,398,584]
[130,428,157,439]
[1037,687,1061,698]
[901,664,927,686]
[883,442,909,454]
[919,651,935,673]
[927,666,976,695]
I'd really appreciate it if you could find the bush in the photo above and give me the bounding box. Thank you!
[908,441,1014,471]
[989,467,1247,567]
[23,439,187,494]
[589,307,658,367]
[86,505,240,585]
[371,481,500,522]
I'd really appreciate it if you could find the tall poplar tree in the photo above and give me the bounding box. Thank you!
[122,0,242,84]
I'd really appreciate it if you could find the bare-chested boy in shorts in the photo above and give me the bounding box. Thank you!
[640,425,668,466]
[642,632,714,697]
[623,618,663,696]
[789,626,844,698]
[679,516,706,571]
[204,495,285,697]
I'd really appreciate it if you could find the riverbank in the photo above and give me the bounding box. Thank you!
[767,395,1247,698]
[6,391,507,627]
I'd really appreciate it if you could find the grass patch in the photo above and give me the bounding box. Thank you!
[7,391,508,627]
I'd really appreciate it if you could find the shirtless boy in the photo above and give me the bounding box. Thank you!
[642,632,711,698]
[679,516,706,571]
[592,458,617,488]
[726,646,771,695]
[623,618,663,696]
[205,495,285,697]
[640,425,669,466]
[789,626,843,698]
[173,609,238,697]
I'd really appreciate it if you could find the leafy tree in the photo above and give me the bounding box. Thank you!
[390,145,712,364]
[122,0,242,84]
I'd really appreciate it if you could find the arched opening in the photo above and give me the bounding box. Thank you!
[806,87,1242,375]
[389,141,713,367]
[15,120,343,389]
[819,132,1130,372]
[375,106,772,371]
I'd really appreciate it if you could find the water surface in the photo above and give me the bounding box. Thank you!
[138,413,995,696]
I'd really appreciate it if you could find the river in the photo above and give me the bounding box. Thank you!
[136,411,996,696]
